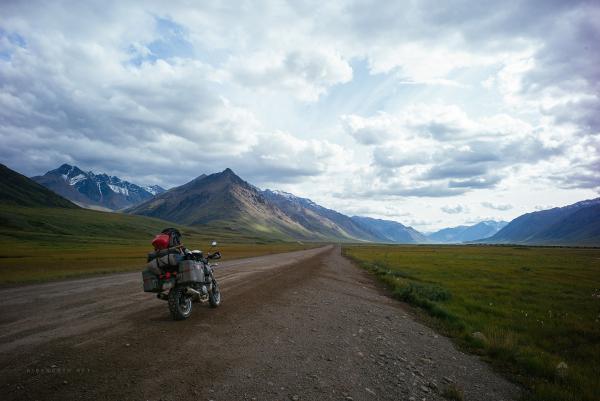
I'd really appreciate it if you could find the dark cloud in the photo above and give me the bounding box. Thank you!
[510,3,600,137]
[357,184,467,198]
[419,0,586,43]
[552,171,600,192]
[448,175,502,189]
[423,162,489,180]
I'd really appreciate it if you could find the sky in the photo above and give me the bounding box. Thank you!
[1,0,599,231]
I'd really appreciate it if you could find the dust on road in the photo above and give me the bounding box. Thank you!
[0,246,519,401]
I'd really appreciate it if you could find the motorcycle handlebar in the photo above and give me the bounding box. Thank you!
[207,251,221,260]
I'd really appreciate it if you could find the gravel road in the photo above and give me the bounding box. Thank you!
[0,245,519,401]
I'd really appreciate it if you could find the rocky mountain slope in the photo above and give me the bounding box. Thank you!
[127,169,320,240]
[32,164,165,210]
[261,189,381,242]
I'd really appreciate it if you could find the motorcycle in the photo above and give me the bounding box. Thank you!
[143,241,222,320]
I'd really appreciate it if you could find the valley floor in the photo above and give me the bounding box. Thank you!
[344,245,600,401]
[0,246,517,401]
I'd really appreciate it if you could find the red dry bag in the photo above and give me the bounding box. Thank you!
[152,233,170,250]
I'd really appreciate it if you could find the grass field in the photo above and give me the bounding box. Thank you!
[343,245,600,401]
[0,205,317,284]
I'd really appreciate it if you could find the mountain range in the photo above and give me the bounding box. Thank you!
[427,220,508,243]
[481,199,600,246]
[6,162,598,246]
[127,169,425,243]
[350,216,428,243]
[32,164,165,210]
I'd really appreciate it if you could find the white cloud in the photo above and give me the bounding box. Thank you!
[441,205,468,214]
[1,0,599,231]
[340,103,564,199]
[481,202,513,211]
[227,49,352,101]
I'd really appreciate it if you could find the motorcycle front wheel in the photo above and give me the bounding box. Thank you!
[168,287,193,320]
[209,278,221,308]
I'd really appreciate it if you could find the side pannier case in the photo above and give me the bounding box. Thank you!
[178,260,205,283]
[142,268,160,292]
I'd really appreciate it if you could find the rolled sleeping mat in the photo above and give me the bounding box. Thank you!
[146,253,180,274]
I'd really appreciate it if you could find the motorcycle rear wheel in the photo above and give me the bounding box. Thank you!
[168,287,193,320]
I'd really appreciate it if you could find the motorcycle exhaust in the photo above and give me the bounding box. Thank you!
[186,287,202,300]
[186,286,209,302]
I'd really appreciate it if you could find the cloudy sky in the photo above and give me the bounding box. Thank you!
[1,0,599,231]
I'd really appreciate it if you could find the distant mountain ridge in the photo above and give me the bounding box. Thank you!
[481,198,600,245]
[428,220,508,243]
[350,216,427,243]
[1,164,78,208]
[17,163,600,245]
[32,164,165,210]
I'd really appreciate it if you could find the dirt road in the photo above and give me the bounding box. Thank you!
[0,246,519,401]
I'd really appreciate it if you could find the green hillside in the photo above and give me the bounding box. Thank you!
[0,163,78,208]
[0,204,314,284]
[485,199,600,246]
[0,163,314,285]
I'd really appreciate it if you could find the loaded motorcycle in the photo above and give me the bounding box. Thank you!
[142,230,222,320]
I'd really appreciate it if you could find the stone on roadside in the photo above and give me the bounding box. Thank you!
[471,332,487,343]
[556,361,568,378]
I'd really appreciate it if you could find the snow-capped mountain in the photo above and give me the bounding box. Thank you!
[144,185,165,196]
[32,164,165,210]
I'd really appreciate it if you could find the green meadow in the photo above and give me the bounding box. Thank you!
[0,205,316,284]
[343,245,600,401]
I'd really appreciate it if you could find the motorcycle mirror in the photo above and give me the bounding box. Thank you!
[211,241,217,247]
